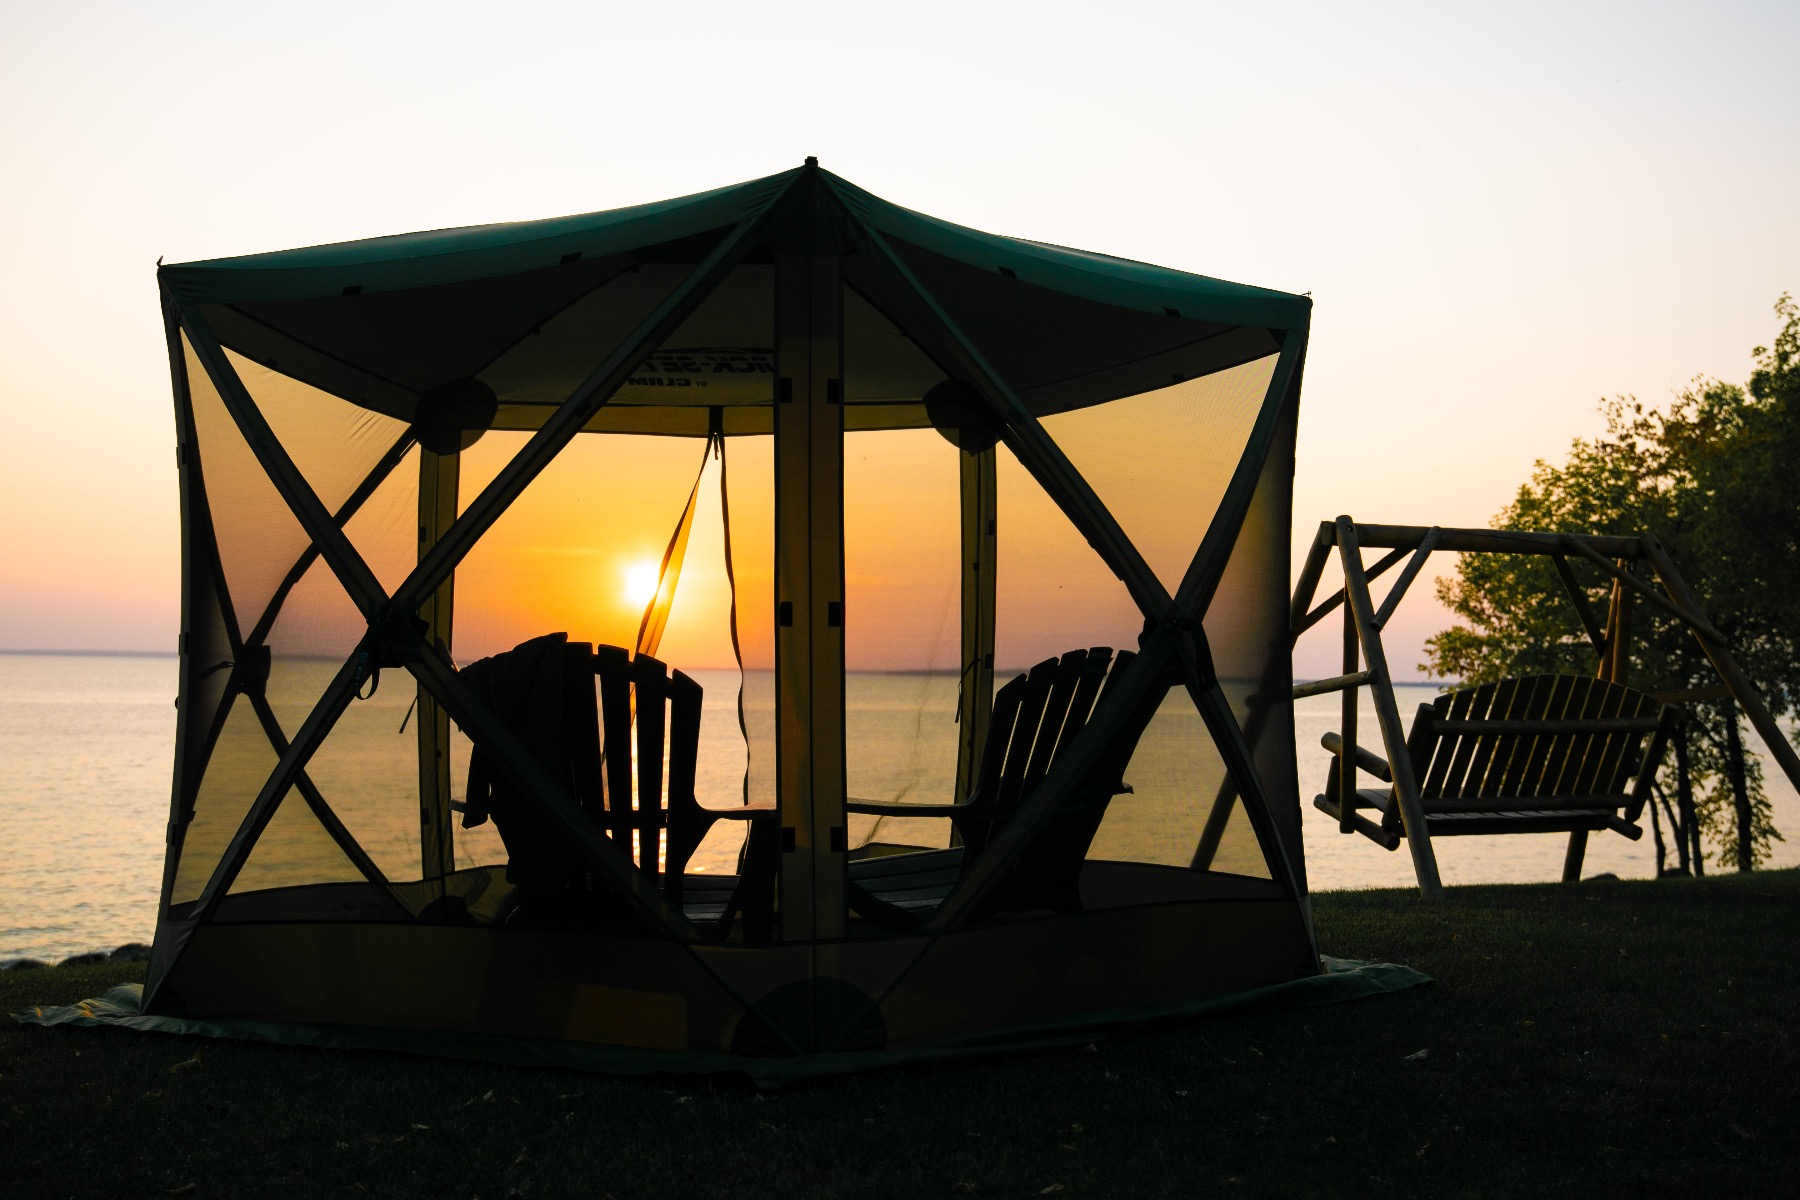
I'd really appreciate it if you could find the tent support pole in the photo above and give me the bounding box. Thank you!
[772,242,847,944]
[417,447,459,887]
[955,446,997,805]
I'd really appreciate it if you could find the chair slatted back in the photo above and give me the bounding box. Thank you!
[582,644,708,887]
[1406,675,1672,820]
[962,648,1130,858]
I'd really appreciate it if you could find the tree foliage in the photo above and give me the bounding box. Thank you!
[1425,295,1799,868]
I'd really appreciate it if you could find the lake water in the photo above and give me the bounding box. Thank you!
[4,652,1795,963]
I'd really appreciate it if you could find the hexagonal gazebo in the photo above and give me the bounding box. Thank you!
[92,161,1391,1079]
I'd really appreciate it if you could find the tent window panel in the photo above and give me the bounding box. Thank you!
[262,539,377,682]
[1086,689,1275,881]
[231,349,411,521]
[448,723,508,870]
[446,428,778,878]
[993,445,1143,671]
[1038,352,1279,595]
[183,334,317,631]
[339,443,423,599]
[1198,387,1302,885]
[227,787,368,894]
[453,433,715,662]
[298,669,427,883]
[171,701,281,904]
[842,429,963,823]
[173,573,364,907]
[1205,792,1277,880]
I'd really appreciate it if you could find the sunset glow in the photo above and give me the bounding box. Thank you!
[623,560,660,611]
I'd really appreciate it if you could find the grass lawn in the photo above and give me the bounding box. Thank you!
[4,870,1796,1199]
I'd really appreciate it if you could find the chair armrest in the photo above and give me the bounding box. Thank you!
[704,806,778,821]
[1320,733,1394,783]
[845,800,974,818]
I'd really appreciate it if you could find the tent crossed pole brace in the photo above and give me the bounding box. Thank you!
[1288,518,1800,899]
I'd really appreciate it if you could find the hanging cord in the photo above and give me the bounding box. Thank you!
[633,431,712,659]
[710,406,751,807]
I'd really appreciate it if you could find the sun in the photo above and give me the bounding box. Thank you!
[623,559,661,610]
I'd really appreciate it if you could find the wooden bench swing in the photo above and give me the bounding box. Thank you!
[1289,518,1800,899]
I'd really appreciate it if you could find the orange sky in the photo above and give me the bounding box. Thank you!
[3,4,1795,684]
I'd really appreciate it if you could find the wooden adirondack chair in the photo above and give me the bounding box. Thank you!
[461,637,775,938]
[846,646,1152,924]
[1314,674,1679,881]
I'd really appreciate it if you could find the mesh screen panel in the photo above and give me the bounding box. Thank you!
[208,557,387,896]
[237,351,409,519]
[227,785,368,894]
[1039,353,1278,593]
[278,626,421,884]
[843,428,962,843]
[1198,371,1304,889]
[340,445,422,598]
[453,433,704,659]
[171,701,279,903]
[993,445,1142,670]
[183,337,314,632]
[446,427,778,872]
[1087,689,1232,870]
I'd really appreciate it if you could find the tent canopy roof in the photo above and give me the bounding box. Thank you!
[157,163,1309,435]
[161,165,1309,328]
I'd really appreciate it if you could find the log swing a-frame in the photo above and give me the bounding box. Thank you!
[1288,517,1800,900]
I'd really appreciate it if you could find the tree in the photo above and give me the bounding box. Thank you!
[1425,295,1799,869]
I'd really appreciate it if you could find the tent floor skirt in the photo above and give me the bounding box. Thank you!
[15,957,1427,1089]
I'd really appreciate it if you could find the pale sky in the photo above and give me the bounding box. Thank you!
[2,0,1795,679]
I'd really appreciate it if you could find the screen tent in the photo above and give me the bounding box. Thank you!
[121,161,1346,1076]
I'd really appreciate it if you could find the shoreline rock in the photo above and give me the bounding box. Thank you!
[3,942,152,971]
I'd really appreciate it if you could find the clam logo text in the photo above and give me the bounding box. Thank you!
[627,348,775,388]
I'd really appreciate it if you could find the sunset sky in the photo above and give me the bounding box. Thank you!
[1,1,1796,679]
